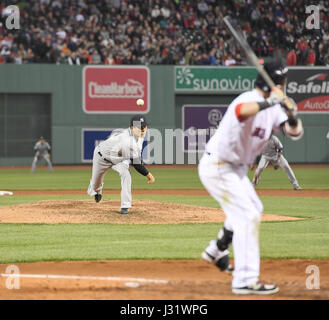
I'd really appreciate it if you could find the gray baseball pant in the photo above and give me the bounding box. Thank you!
[87,148,132,209]
[31,154,53,172]
[254,155,299,188]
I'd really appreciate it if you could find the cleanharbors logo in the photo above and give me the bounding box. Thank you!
[88,79,144,98]
[83,66,150,113]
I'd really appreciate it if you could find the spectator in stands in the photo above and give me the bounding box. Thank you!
[2,0,328,66]
[223,52,236,66]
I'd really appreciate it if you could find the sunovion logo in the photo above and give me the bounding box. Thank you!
[175,67,257,92]
[83,66,150,113]
[286,68,329,113]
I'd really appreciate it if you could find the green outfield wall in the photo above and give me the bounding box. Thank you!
[0,65,328,165]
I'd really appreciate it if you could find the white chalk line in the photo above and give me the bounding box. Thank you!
[0,273,168,284]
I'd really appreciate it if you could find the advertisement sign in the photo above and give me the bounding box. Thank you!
[287,67,329,113]
[83,66,150,113]
[182,105,228,152]
[82,129,149,163]
[175,66,257,92]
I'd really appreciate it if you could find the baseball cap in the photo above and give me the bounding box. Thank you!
[130,115,148,128]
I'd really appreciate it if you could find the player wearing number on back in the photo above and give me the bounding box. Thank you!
[198,62,303,295]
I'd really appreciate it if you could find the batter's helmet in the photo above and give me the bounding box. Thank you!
[255,61,288,93]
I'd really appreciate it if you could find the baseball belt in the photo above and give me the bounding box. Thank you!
[98,151,114,165]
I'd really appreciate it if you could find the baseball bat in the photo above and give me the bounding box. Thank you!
[223,16,299,114]
[223,16,276,90]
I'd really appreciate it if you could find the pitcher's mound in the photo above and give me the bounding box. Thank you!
[0,199,301,224]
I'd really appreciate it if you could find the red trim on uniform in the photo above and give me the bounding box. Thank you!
[235,103,246,122]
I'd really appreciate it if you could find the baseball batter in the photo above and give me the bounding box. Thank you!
[198,62,304,295]
[31,136,53,173]
[252,135,301,190]
[87,115,155,214]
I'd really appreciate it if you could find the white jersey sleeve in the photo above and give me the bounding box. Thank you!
[205,89,288,166]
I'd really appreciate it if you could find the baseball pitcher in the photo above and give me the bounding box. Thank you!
[87,115,155,214]
[252,135,301,190]
[31,136,53,173]
[198,62,304,295]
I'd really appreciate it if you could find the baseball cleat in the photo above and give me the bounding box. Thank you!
[120,208,129,214]
[294,185,302,190]
[201,250,234,273]
[94,193,102,203]
[232,281,279,295]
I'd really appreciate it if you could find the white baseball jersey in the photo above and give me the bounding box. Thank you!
[205,89,288,165]
[98,128,144,165]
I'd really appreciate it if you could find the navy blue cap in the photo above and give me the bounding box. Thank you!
[130,115,148,128]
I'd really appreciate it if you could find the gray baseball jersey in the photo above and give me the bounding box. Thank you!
[88,127,145,209]
[98,128,144,164]
[34,141,51,156]
[261,135,282,160]
[253,135,300,189]
[31,140,53,172]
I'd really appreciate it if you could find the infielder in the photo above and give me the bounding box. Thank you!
[87,115,155,214]
[198,62,304,295]
[252,135,301,190]
[31,136,53,173]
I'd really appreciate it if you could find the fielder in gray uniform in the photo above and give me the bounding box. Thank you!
[31,136,53,173]
[252,135,301,190]
[87,115,155,214]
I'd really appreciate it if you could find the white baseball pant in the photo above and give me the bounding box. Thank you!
[87,147,132,209]
[198,153,263,288]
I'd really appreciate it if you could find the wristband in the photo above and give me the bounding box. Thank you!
[258,100,271,111]
[287,117,298,127]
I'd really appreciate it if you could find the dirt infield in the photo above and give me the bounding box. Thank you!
[0,188,327,300]
[7,188,329,197]
[0,199,302,224]
[0,260,328,300]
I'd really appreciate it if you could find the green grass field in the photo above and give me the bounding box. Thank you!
[1,166,328,190]
[0,166,328,264]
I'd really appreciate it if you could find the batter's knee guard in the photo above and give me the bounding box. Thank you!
[217,228,233,251]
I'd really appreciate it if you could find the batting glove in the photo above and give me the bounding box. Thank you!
[266,87,286,105]
[280,97,298,118]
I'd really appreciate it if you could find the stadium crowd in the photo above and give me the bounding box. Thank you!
[0,0,328,66]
